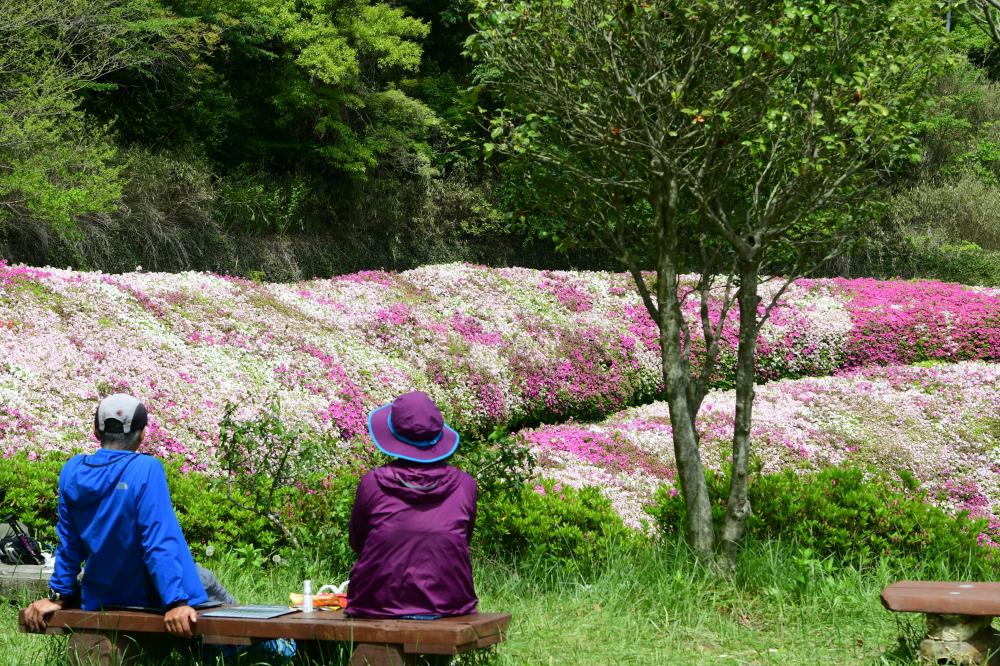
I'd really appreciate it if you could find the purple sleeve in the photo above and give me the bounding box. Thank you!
[466,481,478,544]
[348,475,372,553]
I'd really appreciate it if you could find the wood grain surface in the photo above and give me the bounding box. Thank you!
[882,581,1000,616]
[18,607,511,655]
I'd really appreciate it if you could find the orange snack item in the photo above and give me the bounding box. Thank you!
[289,592,347,609]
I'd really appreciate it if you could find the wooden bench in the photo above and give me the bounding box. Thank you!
[882,581,1000,665]
[19,606,511,666]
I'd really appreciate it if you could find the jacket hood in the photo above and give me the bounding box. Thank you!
[63,449,143,508]
[373,461,463,504]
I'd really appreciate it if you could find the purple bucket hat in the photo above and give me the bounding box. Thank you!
[368,391,460,463]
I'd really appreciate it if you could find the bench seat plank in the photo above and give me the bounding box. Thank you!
[882,581,1000,616]
[18,608,510,655]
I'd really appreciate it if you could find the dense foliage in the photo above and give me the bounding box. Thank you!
[8,433,999,582]
[0,425,629,574]
[0,1,994,284]
[649,466,1000,578]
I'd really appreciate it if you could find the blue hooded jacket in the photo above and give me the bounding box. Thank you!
[49,449,208,611]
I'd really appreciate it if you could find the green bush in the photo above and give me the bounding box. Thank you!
[284,444,379,573]
[450,427,627,567]
[889,172,1000,252]
[164,462,279,559]
[215,167,322,235]
[905,239,1000,286]
[648,466,999,576]
[915,62,1000,182]
[476,479,638,571]
[0,452,63,542]
[840,216,1000,286]
[1,423,631,574]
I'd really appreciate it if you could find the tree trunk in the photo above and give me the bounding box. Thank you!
[652,175,715,559]
[717,265,759,570]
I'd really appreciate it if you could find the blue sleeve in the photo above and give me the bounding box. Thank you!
[135,461,188,607]
[49,466,85,596]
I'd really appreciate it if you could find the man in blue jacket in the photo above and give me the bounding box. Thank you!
[24,394,207,637]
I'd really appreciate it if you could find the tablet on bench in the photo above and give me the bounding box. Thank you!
[198,605,300,620]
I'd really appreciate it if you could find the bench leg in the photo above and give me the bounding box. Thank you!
[67,631,182,666]
[66,632,138,666]
[919,614,1000,665]
[351,642,417,666]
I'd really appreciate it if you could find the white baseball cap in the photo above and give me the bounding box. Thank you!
[94,394,148,434]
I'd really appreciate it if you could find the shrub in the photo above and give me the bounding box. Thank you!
[841,218,1000,286]
[475,479,638,571]
[452,427,536,498]
[0,452,63,542]
[164,462,279,558]
[214,167,322,235]
[890,172,1000,252]
[916,63,1000,181]
[284,468,362,573]
[0,450,284,556]
[0,448,296,563]
[904,238,1000,287]
[648,466,1000,576]
[216,400,325,550]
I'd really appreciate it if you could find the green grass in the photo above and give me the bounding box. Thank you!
[0,536,950,665]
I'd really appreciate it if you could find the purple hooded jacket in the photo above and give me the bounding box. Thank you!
[346,461,478,618]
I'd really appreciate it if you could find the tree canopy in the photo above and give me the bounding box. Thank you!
[0,0,997,283]
[470,0,954,564]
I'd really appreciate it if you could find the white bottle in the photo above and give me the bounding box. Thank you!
[303,579,314,613]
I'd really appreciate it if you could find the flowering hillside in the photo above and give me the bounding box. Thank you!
[0,261,997,470]
[522,362,1000,532]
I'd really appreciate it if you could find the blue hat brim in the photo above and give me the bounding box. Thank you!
[367,403,460,463]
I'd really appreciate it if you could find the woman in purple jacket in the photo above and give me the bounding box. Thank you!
[346,391,478,619]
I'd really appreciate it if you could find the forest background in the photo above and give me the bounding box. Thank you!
[3,0,1000,283]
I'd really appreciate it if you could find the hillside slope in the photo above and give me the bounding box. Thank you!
[0,261,997,469]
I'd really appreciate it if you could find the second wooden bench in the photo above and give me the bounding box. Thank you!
[882,580,1000,665]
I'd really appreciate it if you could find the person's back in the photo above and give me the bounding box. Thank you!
[347,460,477,618]
[26,394,207,639]
[56,448,207,611]
[346,391,478,619]
[26,394,295,660]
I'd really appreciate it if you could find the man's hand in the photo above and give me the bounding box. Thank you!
[24,598,63,633]
[164,605,198,638]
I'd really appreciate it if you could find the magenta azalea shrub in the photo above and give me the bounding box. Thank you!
[0,260,997,470]
[522,362,1000,533]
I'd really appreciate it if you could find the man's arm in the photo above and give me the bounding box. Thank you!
[49,472,85,597]
[26,471,83,632]
[135,460,197,637]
